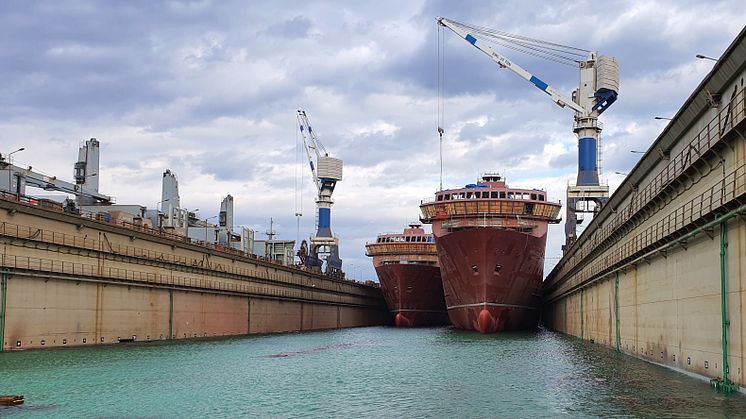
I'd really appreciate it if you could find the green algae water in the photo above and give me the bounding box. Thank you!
[1,327,745,418]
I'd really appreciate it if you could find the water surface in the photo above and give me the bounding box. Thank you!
[1,327,744,418]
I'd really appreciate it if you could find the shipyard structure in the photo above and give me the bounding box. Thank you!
[543,27,746,393]
[0,140,387,351]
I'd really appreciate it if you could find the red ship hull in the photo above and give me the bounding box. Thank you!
[375,264,450,327]
[436,228,545,333]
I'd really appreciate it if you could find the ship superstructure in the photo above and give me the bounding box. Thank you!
[365,223,448,327]
[420,174,561,333]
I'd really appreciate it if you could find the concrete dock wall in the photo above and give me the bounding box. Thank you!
[0,198,388,350]
[545,219,746,386]
[544,32,746,391]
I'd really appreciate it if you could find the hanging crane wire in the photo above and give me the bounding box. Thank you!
[443,19,588,67]
[294,116,303,252]
[437,23,446,191]
[435,19,590,191]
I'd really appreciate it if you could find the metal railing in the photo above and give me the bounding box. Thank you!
[552,161,746,297]
[420,199,561,222]
[0,191,377,288]
[364,242,437,257]
[551,86,746,284]
[0,253,378,307]
[0,220,381,299]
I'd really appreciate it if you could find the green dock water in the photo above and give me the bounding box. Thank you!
[1,327,744,418]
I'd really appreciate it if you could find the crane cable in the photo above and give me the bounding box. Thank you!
[437,23,445,191]
[294,115,303,252]
[445,19,589,67]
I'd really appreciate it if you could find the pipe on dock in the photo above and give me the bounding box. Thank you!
[0,270,6,352]
[615,271,620,353]
[711,215,737,393]
[580,288,584,340]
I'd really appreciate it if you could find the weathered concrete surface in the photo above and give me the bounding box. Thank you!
[544,28,746,390]
[0,196,387,350]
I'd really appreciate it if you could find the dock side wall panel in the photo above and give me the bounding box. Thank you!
[545,220,746,387]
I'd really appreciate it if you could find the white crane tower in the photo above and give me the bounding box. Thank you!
[296,110,344,277]
[437,17,620,251]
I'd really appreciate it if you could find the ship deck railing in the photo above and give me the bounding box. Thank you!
[365,242,436,256]
[420,199,561,223]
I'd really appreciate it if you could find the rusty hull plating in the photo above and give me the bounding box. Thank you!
[420,174,561,333]
[365,224,449,327]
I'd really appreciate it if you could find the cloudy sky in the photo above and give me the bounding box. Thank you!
[1,1,744,280]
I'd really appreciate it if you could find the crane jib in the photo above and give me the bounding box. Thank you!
[529,75,548,92]
[464,30,549,93]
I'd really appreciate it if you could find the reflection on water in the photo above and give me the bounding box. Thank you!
[1,327,744,418]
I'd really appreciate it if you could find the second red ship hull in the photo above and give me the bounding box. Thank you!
[375,264,450,327]
[436,228,545,333]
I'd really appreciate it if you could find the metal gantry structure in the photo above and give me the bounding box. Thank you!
[0,138,112,206]
[437,17,620,251]
[296,110,344,277]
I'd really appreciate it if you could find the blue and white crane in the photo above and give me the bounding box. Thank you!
[437,17,619,250]
[296,109,344,277]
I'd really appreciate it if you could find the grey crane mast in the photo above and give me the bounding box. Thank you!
[296,110,344,277]
[437,17,620,251]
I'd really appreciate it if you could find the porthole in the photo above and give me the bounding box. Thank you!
[705,361,709,369]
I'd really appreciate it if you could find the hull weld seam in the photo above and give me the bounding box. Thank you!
[447,302,537,311]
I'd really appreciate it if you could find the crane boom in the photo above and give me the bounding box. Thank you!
[438,17,586,115]
[437,17,620,251]
[297,110,322,192]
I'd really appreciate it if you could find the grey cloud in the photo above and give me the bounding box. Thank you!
[549,152,575,169]
[259,15,313,38]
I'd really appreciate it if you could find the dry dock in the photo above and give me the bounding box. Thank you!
[0,194,387,350]
[543,27,746,392]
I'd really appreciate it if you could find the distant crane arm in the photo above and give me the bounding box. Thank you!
[1,160,112,202]
[297,110,322,192]
[437,17,587,116]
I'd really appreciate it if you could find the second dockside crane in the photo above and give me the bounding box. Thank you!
[296,110,345,277]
